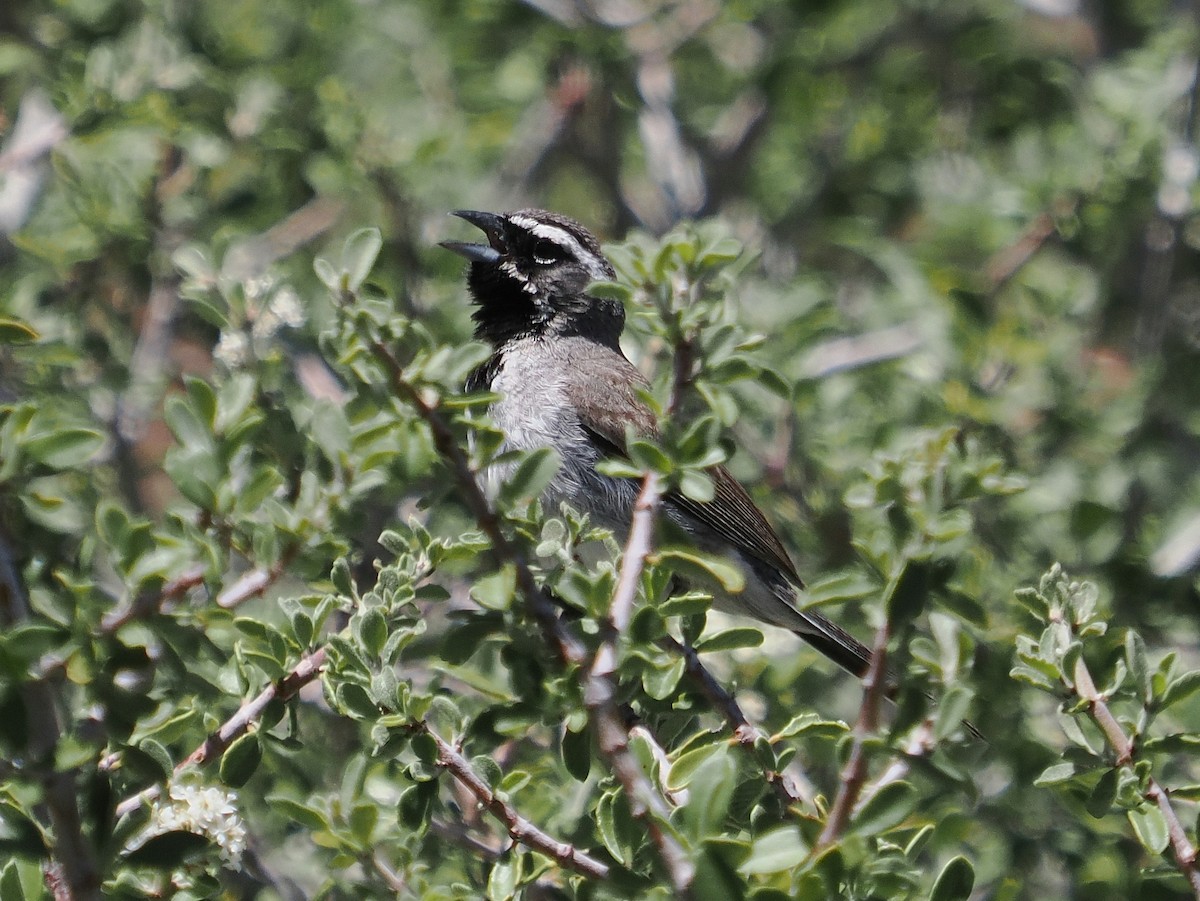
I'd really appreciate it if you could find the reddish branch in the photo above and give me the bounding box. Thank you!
[1073,658,1200,898]
[114,647,328,818]
[816,622,891,849]
[663,635,806,808]
[100,565,206,634]
[420,723,611,879]
[584,472,695,887]
[102,546,294,636]
[112,640,609,881]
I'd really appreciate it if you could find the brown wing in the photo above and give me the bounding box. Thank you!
[668,466,803,587]
[564,353,801,587]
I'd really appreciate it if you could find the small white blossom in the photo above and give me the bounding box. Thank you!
[135,781,248,870]
[243,273,277,301]
[214,330,249,367]
[269,286,304,327]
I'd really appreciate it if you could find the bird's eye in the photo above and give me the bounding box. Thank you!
[532,238,562,265]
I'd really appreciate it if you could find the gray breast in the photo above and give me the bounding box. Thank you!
[485,338,639,532]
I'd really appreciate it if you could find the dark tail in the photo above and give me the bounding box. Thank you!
[792,609,874,678]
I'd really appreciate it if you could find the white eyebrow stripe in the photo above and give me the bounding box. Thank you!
[508,215,609,279]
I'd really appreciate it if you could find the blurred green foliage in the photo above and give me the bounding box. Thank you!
[2,0,1200,898]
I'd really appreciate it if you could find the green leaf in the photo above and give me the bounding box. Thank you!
[337,682,379,719]
[851,782,917,836]
[1125,630,1150,703]
[739,826,808,875]
[1160,670,1200,709]
[498,448,560,506]
[695,627,763,654]
[0,860,25,901]
[595,791,638,866]
[135,740,174,781]
[658,547,744,592]
[0,316,39,344]
[1033,762,1076,786]
[471,565,516,611]
[471,755,503,790]
[642,656,685,700]
[628,439,672,474]
[775,713,849,740]
[164,396,213,450]
[314,256,339,292]
[343,227,383,292]
[219,733,262,788]
[356,607,388,658]
[679,469,715,503]
[1086,768,1118,818]
[0,800,45,856]
[1009,663,1057,692]
[311,400,352,464]
[24,427,105,469]
[398,782,435,829]
[929,856,975,901]
[331,557,355,596]
[561,726,592,781]
[667,738,725,791]
[349,803,379,845]
[184,377,217,429]
[698,237,743,267]
[487,855,518,901]
[587,279,632,301]
[266,797,331,831]
[933,684,974,740]
[884,559,930,625]
[123,830,209,867]
[803,571,879,607]
[1127,805,1169,855]
[682,747,736,838]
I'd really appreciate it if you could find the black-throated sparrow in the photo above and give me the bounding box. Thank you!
[441,208,873,678]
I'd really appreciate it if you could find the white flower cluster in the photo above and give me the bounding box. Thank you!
[213,278,306,368]
[146,782,248,870]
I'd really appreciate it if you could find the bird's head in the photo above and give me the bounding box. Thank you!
[441,208,621,346]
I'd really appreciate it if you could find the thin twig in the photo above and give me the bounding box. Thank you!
[370,851,408,893]
[111,633,609,881]
[851,720,935,815]
[217,557,290,609]
[662,635,806,808]
[114,647,328,818]
[1073,658,1200,897]
[430,818,503,859]
[581,471,695,889]
[589,472,663,686]
[100,565,206,634]
[984,211,1058,292]
[421,724,611,880]
[816,621,891,849]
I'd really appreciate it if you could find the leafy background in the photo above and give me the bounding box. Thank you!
[2,0,1200,898]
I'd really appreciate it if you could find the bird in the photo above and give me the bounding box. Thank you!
[440,208,875,680]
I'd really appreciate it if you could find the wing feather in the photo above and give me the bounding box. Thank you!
[564,354,801,586]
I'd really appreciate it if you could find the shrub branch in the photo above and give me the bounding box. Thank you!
[1073,656,1200,897]
[114,647,328,818]
[420,723,611,879]
[816,621,891,849]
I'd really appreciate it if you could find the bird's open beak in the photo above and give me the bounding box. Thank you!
[439,210,507,264]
